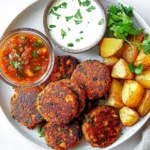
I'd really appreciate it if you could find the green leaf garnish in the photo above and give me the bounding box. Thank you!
[80,31,83,34]
[80,37,84,40]
[49,9,61,19]
[11,60,22,70]
[98,19,104,25]
[78,0,91,7]
[15,53,20,58]
[67,43,74,47]
[76,38,80,42]
[20,36,26,40]
[128,63,144,74]
[35,66,42,71]
[61,29,67,39]
[120,129,123,135]
[33,40,43,48]
[32,50,38,58]
[74,9,82,19]
[68,27,71,31]
[74,20,82,25]
[49,25,56,28]
[52,2,68,11]
[37,126,44,138]
[86,5,96,12]
[65,16,74,22]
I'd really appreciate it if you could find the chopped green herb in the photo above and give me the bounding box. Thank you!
[98,19,104,25]
[32,50,38,58]
[65,16,74,22]
[20,36,26,40]
[37,126,44,137]
[67,43,74,47]
[49,9,61,19]
[75,38,80,42]
[74,9,82,19]
[49,24,56,28]
[35,66,42,71]
[15,53,20,58]
[11,60,22,70]
[86,5,96,12]
[128,63,144,74]
[33,40,43,48]
[80,31,83,34]
[78,0,91,7]
[58,74,62,79]
[120,129,123,135]
[52,2,68,11]
[74,20,82,25]
[68,27,71,31]
[21,61,25,64]
[80,37,84,40]
[61,29,67,39]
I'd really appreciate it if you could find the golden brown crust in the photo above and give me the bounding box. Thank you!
[42,121,82,150]
[10,87,44,129]
[71,60,111,100]
[82,106,121,148]
[37,82,79,124]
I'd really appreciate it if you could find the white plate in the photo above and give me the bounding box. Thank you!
[0,0,150,150]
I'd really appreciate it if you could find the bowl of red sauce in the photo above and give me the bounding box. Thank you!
[0,28,55,88]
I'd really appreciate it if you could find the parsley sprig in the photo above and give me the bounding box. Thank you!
[128,63,144,74]
[37,126,44,138]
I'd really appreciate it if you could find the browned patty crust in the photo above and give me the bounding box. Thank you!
[57,79,86,116]
[71,60,111,100]
[37,82,79,124]
[39,55,79,90]
[10,87,44,130]
[42,121,82,150]
[82,106,121,148]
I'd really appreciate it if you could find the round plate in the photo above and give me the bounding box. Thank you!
[0,0,150,150]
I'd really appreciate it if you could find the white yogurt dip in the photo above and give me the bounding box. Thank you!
[47,0,106,50]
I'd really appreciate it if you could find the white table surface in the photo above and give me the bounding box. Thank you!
[0,0,149,150]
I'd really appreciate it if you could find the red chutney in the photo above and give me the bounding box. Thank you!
[0,33,49,84]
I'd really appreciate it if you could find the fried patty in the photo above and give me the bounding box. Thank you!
[37,82,79,124]
[39,55,79,90]
[82,106,121,148]
[10,87,44,129]
[71,60,111,100]
[57,79,86,117]
[42,121,82,150]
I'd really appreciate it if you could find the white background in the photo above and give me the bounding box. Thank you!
[0,0,149,150]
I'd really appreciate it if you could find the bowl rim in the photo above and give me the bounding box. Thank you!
[43,0,107,54]
[0,28,55,88]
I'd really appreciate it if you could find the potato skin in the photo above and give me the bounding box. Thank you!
[122,80,144,108]
[137,90,150,117]
[136,69,150,89]
[120,107,139,126]
[111,58,134,79]
[82,106,120,148]
[102,56,119,67]
[108,79,125,109]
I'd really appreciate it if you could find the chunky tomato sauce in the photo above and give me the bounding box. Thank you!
[0,33,49,84]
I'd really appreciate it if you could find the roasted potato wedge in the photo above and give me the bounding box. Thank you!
[137,90,150,117]
[111,58,134,79]
[120,106,139,126]
[134,50,150,69]
[108,79,125,108]
[122,80,144,108]
[102,56,119,67]
[135,69,150,89]
[100,38,123,57]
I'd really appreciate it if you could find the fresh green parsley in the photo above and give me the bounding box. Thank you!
[65,16,74,22]
[49,9,61,19]
[35,66,42,71]
[74,20,82,25]
[15,53,20,58]
[86,5,96,12]
[52,2,68,11]
[68,27,71,31]
[98,19,104,25]
[67,43,74,47]
[61,29,67,39]
[80,37,84,40]
[76,38,80,42]
[128,63,144,74]
[120,129,123,136]
[49,24,56,28]
[106,4,144,41]
[20,36,26,40]
[78,0,91,7]
[74,9,82,19]
[11,60,22,70]
[32,50,38,58]
[80,31,83,34]
[33,40,43,48]
[37,126,44,137]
